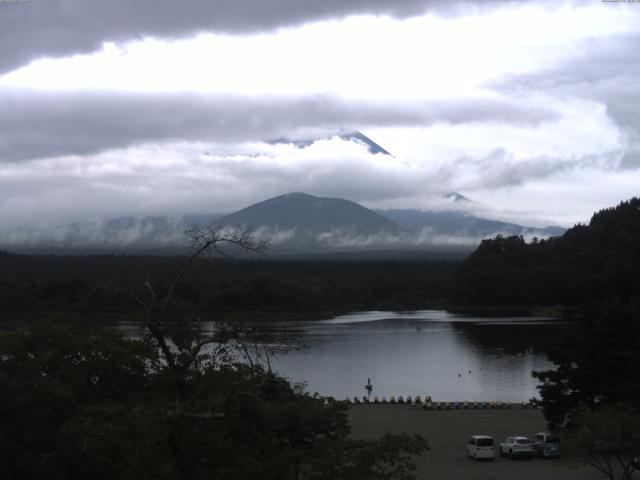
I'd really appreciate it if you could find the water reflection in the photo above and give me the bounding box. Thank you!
[24,310,563,403]
[266,310,565,402]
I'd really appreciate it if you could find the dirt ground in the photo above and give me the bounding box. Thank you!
[348,404,602,480]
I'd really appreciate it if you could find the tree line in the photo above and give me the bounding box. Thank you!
[0,253,456,319]
[452,198,640,309]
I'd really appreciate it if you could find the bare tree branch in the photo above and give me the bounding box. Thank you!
[162,224,265,315]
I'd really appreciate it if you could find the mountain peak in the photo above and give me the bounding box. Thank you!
[282,192,315,199]
[446,192,474,204]
[267,131,392,156]
[338,131,392,156]
[215,192,403,252]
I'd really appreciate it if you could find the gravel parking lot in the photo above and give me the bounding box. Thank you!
[348,405,602,480]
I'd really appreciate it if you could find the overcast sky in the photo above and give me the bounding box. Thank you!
[1,0,639,228]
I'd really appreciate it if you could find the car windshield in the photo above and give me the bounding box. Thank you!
[477,438,493,447]
[516,439,531,445]
[546,436,560,444]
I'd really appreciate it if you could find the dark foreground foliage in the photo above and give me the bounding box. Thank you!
[0,322,428,480]
[561,405,640,480]
[533,301,640,430]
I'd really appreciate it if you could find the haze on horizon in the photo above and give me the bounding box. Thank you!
[1,0,639,231]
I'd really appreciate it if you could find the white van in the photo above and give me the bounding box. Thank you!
[467,435,495,461]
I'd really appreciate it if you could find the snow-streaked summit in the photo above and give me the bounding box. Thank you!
[267,130,392,156]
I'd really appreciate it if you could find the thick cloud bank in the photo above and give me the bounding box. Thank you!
[493,31,640,157]
[0,89,557,163]
[0,1,636,233]
[0,0,527,74]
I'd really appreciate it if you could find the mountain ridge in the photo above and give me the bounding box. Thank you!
[377,208,565,238]
[217,192,402,234]
[0,192,566,254]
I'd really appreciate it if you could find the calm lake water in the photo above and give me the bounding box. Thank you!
[261,310,564,403]
[2,309,563,403]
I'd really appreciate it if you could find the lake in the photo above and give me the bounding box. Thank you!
[260,310,564,402]
[3,309,563,403]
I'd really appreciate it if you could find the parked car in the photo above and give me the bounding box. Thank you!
[467,435,495,461]
[532,432,561,458]
[499,436,534,459]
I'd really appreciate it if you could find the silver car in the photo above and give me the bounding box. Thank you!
[532,432,561,458]
[499,436,534,459]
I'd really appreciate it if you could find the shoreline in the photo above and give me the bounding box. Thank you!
[342,398,538,408]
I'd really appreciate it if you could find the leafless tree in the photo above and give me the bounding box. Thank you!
[116,224,268,381]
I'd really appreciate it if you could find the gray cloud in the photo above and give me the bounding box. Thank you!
[492,31,640,160]
[620,148,640,170]
[434,148,620,190]
[0,0,530,74]
[0,134,595,232]
[0,89,558,162]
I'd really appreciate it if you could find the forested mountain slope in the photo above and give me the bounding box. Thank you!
[452,197,640,307]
